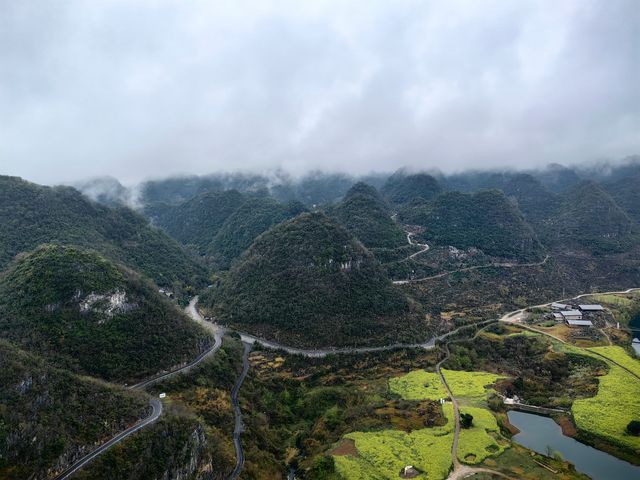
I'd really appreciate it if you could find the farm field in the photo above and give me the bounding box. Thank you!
[389,369,447,400]
[571,355,640,452]
[457,406,508,464]
[587,345,640,377]
[441,369,504,406]
[334,368,510,479]
[334,404,455,480]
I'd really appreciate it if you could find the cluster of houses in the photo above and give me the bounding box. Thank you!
[550,302,604,328]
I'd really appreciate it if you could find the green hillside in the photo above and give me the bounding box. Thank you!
[543,181,639,253]
[381,172,442,205]
[0,340,148,480]
[202,212,423,347]
[0,245,211,382]
[0,176,206,287]
[502,173,559,224]
[209,197,306,268]
[534,163,582,193]
[400,190,544,260]
[144,189,247,253]
[604,173,640,224]
[328,182,406,249]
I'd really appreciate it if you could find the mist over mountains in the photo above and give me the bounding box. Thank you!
[73,156,640,210]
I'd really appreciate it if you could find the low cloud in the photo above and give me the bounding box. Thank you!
[1,0,638,185]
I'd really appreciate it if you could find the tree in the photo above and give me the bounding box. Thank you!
[460,413,474,429]
[626,420,640,436]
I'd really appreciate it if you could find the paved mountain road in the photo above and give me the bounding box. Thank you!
[53,286,639,479]
[393,255,550,285]
[50,300,224,479]
[52,399,162,480]
[229,342,253,480]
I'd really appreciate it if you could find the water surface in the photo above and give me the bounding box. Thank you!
[508,410,640,480]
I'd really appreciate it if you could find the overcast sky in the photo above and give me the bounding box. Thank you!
[1,0,638,185]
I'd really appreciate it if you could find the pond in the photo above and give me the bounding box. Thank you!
[508,410,640,479]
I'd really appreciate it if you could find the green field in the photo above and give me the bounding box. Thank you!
[442,369,504,406]
[389,369,448,401]
[457,406,508,464]
[334,404,455,480]
[588,294,634,307]
[335,369,508,479]
[587,345,640,377]
[549,342,640,451]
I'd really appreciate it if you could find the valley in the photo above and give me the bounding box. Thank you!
[1,163,640,480]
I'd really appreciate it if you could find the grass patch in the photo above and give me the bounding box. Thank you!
[457,406,507,464]
[389,370,447,401]
[589,294,634,307]
[442,369,504,406]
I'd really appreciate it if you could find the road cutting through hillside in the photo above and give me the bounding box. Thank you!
[393,254,550,285]
[50,300,225,480]
[53,286,639,479]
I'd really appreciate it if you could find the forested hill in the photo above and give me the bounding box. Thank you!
[381,171,442,205]
[399,189,544,260]
[0,244,211,382]
[502,174,559,225]
[202,212,425,347]
[144,189,247,253]
[0,176,206,286]
[541,181,640,254]
[0,339,148,480]
[209,197,306,268]
[604,173,640,225]
[327,182,406,249]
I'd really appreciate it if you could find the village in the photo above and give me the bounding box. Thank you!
[521,300,614,345]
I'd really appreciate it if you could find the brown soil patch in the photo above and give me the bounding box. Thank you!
[497,412,520,436]
[556,414,577,437]
[330,439,359,457]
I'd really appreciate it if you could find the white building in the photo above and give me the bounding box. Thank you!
[566,319,593,328]
[551,302,570,310]
[561,310,583,321]
[578,304,604,312]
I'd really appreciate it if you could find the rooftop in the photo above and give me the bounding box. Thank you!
[566,319,593,327]
[579,304,604,311]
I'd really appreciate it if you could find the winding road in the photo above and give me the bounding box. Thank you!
[229,342,253,480]
[53,286,639,479]
[405,231,430,259]
[52,399,163,480]
[393,254,550,285]
[499,286,640,381]
[50,300,225,480]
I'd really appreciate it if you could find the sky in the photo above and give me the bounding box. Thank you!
[1,0,638,185]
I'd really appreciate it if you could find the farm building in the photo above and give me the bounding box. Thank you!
[551,302,570,310]
[579,304,604,312]
[561,310,583,321]
[552,312,564,321]
[565,319,593,328]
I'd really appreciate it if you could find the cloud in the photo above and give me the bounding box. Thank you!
[0,0,638,184]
